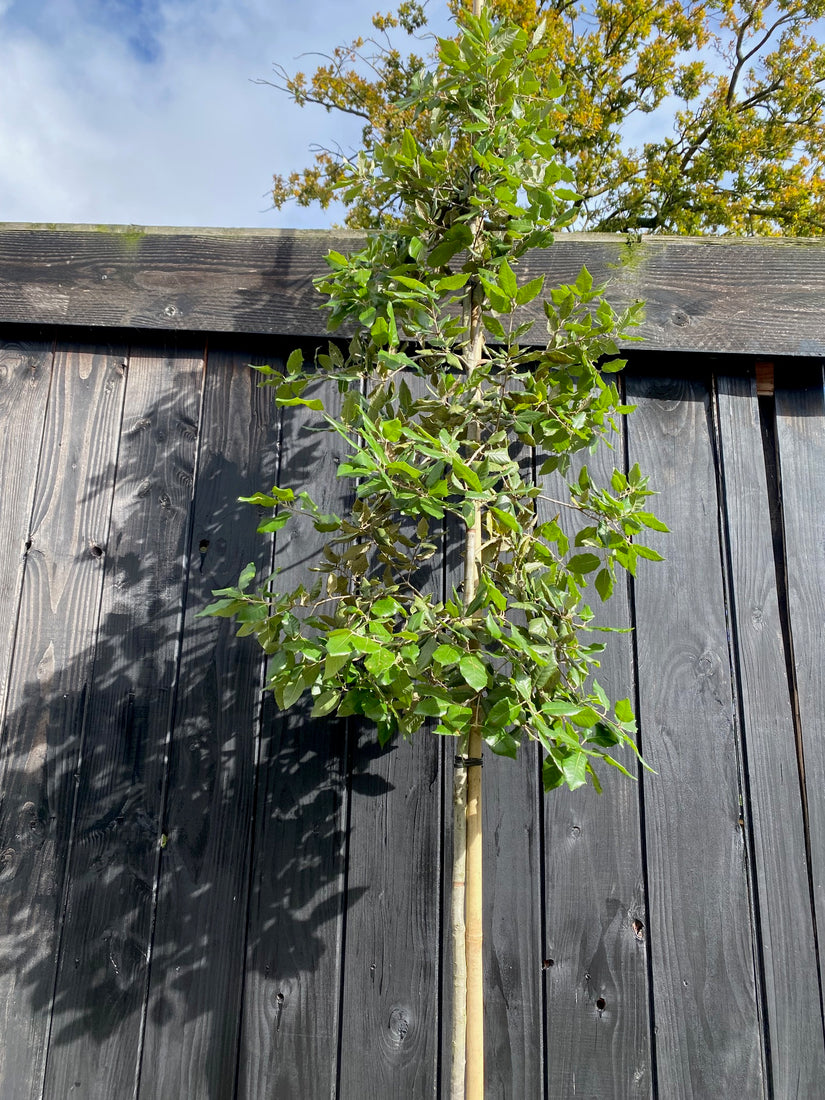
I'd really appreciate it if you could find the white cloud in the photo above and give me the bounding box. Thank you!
[0,0,453,228]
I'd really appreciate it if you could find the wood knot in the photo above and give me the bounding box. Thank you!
[694,649,717,679]
[0,847,16,881]
[387,1007,410,1046]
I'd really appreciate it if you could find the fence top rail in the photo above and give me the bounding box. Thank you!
[0,223,823,357]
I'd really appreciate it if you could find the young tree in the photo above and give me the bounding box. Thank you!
[269,0,825,235]
[211,11,663,1096]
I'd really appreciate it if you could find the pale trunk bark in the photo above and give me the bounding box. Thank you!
[451,279,485,1099]
[452,4,485,1097]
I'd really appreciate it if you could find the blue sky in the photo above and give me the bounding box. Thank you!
[0,0,454,228]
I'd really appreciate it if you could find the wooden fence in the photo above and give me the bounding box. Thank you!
[0,226,823,1098]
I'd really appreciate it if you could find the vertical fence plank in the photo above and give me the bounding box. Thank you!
[481,746,544,1100]
[717,371,825,1096]
[538,426,651,1098]
[0,344,127,1099]
[338,370,442,1100]
[627,369,765,1098]
[138,348,279,1100]
[477,446,543,1100]
[237,376,350,1100]
[42,345,204,1099]
[338,733,442,1100]
[0,340,54,721]
[774,370,825,1039]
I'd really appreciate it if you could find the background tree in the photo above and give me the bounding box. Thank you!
[268,0,825,234]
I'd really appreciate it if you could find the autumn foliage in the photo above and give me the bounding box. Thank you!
[269,0,825,234]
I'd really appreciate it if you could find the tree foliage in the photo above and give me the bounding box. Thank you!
[208,14,663,793]
[269,0,825,234]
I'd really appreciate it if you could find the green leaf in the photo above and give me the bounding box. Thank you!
[595,568,613,601]
[415,694,447,717]
[483,314,506,340]
[258,512,290,534]
[486,696,521,728]
[326,630,354,657]
[238,563,256,591]
[324,651,351,678]
[490,507,520,533]
[286,347,304,373]
[380,418,403,442]
[276,396,324,411]
[311,690,341,717]
[587,722,622,748]
[281,678,305,711]
[542,757,565,791]
[484,727,519,759]
[401,129,417,159]
[365,648,395,675]
[575,266,593,294]
[433,644,463,666]
[199,597,241,618]
[562,750,588,790]
[567,553,601,574]
[615,698,635,725]
[436,273,470,292]
[499,258,518,300]
[541,700,582,716]
[453,459,482,491]
[373,597,403,618]
[459,653,488,692]
[635,545,665,562]
[515,274,544,306]
[637,512,669,532]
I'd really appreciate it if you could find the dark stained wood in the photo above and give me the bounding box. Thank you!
[137,348,280,1100]
[338,733,442,1100]
[0,266,822,1098]
[539,439,651,1098]
[0,340,54,719]
[626,371,765,1098]
[236,379,351,1100]
[0,226,824,355]
[774,371,825,1011]
[716,372,825,1096]
[480,747,544,1100]
[338,373,443,1099]
[43,345,205,1098]
[0,344,127,1099]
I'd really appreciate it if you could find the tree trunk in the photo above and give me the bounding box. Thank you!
[453,6,485,1096]
[452,268,486,1098]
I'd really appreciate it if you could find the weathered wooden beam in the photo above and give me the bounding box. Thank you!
[0,223,824,356]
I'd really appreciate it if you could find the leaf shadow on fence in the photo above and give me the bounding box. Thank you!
[0,363,390,1099]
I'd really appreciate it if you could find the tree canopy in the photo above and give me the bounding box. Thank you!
[269,0,825,234]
